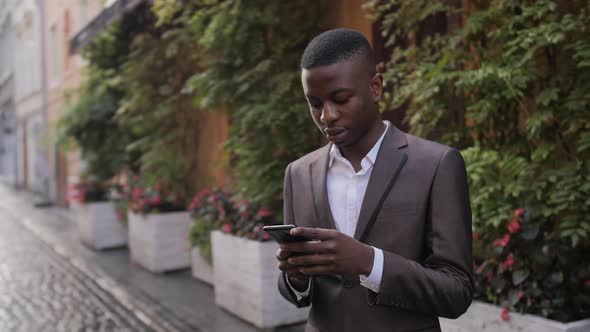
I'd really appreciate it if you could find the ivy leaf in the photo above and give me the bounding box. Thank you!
[513,269,530,286]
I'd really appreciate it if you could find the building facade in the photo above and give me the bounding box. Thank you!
[12,0,45,194]
[44,0,102,206]
[0,0,18,187]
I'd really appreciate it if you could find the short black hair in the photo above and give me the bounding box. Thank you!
[301,28,375,73]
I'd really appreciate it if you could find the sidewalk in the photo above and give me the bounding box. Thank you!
[0,185,305,332]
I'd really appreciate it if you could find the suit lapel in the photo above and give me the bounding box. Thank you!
[309,144,337,231]
[353,125,408,241]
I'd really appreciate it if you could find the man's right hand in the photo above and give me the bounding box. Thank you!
[276,247,310,291]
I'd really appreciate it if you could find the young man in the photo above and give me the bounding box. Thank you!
[276,29,473,332]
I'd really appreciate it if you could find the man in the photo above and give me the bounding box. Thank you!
[276,29,473,332]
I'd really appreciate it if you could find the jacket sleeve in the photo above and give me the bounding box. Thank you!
[368,148,473,319]
[277,163,313,308]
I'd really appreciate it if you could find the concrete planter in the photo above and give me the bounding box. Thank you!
[128,211,191,273]
[191,247,214,285]
[211,230,309,329]
[440,301,590,332]
[75,201,127,250]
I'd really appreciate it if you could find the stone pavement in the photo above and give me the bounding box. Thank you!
[0,198,154,332]
[0,184,305,332]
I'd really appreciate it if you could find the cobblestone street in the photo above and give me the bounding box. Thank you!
[0,206,153,332]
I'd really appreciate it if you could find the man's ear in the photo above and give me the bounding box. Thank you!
[369,73,383,103]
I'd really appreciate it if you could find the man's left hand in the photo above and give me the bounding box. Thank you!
[279,227,374,276]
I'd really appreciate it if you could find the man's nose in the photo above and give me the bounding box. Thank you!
[320,103,340,124]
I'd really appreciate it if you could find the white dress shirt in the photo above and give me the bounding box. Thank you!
[287,121,388,296]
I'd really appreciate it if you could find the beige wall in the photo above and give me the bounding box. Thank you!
[43,0,103,206]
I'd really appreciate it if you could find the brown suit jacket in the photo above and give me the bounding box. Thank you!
[278,124,473,332]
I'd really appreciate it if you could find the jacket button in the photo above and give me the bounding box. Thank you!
[343,280,353,288]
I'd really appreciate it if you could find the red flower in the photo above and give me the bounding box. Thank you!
[501,253,516,270]
[222,224,232,233]
[514,208,524,217]
[257,209,273,218]
[507,217,521,234]
[518,291,524,299]
[501,308,510,321]
[472,232,480,241]
[493,234,511,247]
[262,233,270,241]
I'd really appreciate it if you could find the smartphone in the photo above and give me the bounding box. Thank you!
[262,224,307,243]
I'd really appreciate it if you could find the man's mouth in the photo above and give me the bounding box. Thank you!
[324,127,348,143]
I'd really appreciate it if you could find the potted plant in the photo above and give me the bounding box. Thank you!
[187,188,233,285]
[69,179,127,250]
[126,175,191,273]
[209,194,309,328]
[440,208,590,332]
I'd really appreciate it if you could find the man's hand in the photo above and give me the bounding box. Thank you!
[280,227,374,276]
[276,247,311,291]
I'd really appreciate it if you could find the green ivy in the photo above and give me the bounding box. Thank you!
[56,19,137,182]
[154,0,323,210]
[368,0,590,320]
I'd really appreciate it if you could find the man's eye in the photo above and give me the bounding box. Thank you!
[309,103,322,110]
[334,98,350,105]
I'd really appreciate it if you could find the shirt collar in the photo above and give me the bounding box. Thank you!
[328,121,389,169]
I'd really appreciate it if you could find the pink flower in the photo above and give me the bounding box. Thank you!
[501,253,516,270]
[262,233,270,241]
[585,279,590,287]
[486,271,494,283]
[494,234,511,248]
[150,195,162,205]
[518,291,524,299]
[222,224,232,233]
[132,187,144,200]
[508,217,521,234]
[501,308,510,321]
[257,209,273,218]
[514,208,524,217]
[472,232,480,241]
[476,264,485,274]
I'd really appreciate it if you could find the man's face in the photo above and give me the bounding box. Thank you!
[302,59,382,147]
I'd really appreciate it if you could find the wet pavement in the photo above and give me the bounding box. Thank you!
[0,184,305,332]
[0,204,153,332]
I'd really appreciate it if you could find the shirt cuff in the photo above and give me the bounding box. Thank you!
[285,275,311,300]
[359,247,383,293]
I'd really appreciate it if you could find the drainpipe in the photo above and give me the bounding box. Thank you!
[35,0,52,206]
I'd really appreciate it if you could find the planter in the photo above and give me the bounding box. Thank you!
[211,230,309,328]
[128,211,191,273]
[191,247,214,285]
[440,301,590,332]
[75,201,127,250]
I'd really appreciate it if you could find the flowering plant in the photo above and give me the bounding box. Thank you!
[473,208,590,322]
[187,187,276,261]
[124,173,186,215]
[67,179,109,204]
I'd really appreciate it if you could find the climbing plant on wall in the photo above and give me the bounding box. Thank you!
[367,0,590,321]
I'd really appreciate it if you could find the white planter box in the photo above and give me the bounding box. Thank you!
[128,211,191,273]
[211,230,309,328]
[441,301,590,332]
[191,247,213,285]
[75,201,127,250]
